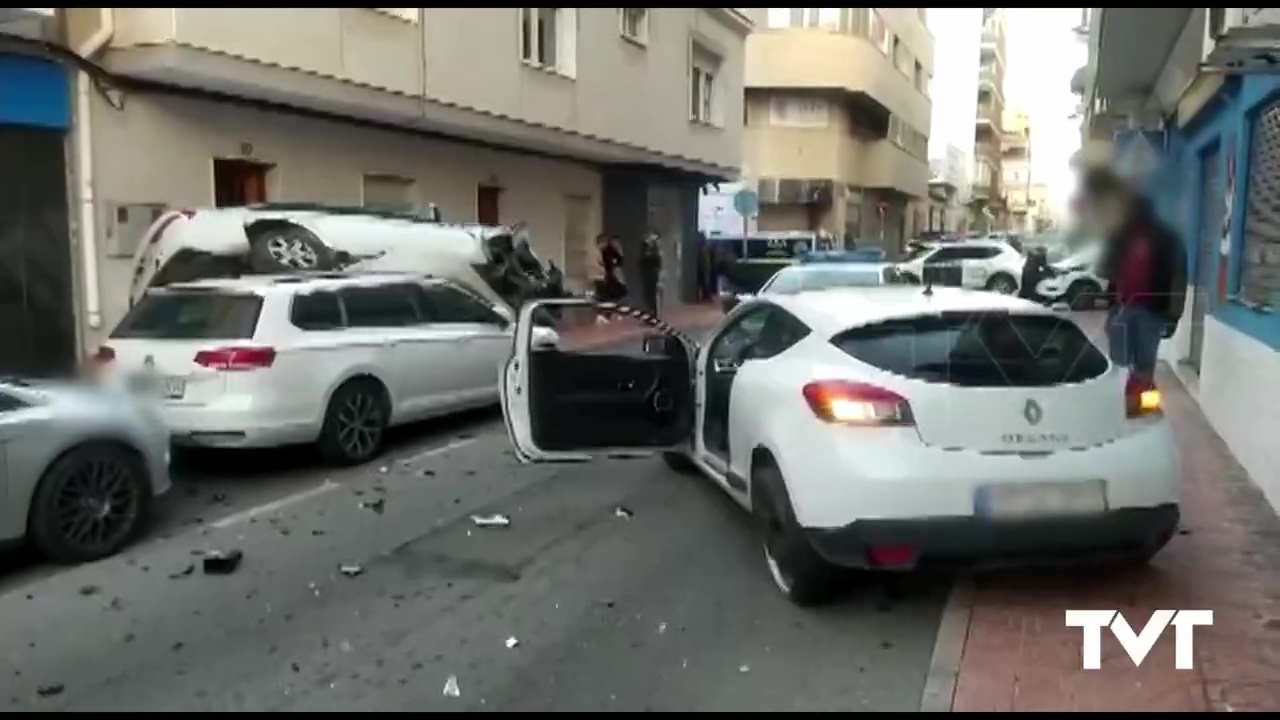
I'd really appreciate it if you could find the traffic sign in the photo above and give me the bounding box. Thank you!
[732,189,759,218]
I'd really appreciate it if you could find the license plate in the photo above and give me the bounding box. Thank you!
[975,480,1107,520]
[163,376,186,399]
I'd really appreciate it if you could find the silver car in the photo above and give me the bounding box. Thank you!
[0,378,171,563]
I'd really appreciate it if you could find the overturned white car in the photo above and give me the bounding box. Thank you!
[128,203,568,315]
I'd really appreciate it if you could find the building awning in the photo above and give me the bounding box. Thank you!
[1094,8,1193,101]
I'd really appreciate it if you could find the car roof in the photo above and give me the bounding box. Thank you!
[158,271,443,295]
[767,286,1054,336]
[777,261,890,273]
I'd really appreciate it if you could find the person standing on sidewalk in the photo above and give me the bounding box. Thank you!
[639,231,663,315]
[592,233,627,303]
[1082,167,1188,383]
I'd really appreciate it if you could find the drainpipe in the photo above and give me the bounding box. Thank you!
[73,8,114,331]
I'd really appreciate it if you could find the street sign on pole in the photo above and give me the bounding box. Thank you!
[732,189,759,259]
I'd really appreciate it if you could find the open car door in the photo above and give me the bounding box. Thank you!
[501,299,697,463]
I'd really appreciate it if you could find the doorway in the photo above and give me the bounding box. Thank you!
[213,158,272,207]
[563,195,592,291]
[477,185,502,225]
[1187,145,1222,374]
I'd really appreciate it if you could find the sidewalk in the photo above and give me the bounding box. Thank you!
[937,363,1280,711]
[558,301,724,350]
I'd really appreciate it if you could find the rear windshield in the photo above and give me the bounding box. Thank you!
[112,291,263,340]
[831,311,1109,387]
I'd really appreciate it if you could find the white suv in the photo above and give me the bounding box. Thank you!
[894,240,1025,294]
[95,272,555,465]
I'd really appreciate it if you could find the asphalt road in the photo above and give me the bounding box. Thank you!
[0,383,949,712]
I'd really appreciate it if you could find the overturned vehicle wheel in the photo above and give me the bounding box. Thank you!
[248,222,337,272]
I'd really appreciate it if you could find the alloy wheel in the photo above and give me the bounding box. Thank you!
[52,456,140,556]
[265,234,319,269]
[336,392,382,460]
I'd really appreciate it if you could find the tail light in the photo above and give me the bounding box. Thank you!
[194,346,276,371]
[92,346,116,365]
[1125,374,1162,418]
[802,380,914,426]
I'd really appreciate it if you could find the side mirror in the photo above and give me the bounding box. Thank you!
[531,327,559,350]
[642,333,681,356]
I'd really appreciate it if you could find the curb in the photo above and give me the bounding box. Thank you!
[919,576,975,712]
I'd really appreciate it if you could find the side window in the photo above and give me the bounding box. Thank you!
[415,284,509,326]
[958,246,1000,261]
[925,247,961,263]
[340,285,420,328]
[290,291,344,331]
[747,308,811,360]
[0,391,25,413]
[709,307,773,365]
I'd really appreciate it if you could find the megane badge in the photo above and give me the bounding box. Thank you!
[1023,398,1043,426]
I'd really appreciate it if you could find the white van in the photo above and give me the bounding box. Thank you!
[129,203,565,317]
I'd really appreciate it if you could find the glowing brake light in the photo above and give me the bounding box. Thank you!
[802,380,914,426]
[1124,374,1162,418]
[194,346,276,371]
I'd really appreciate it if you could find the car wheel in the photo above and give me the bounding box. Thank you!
[318,378,389,466]
[28,443,151,564]
[752,462,839,606]
[985,273,1017,295]
[661,450,699,475]
[1065,280,1102,311]
[248,223,335,273]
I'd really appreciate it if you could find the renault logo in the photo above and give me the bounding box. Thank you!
[1023,398,1043,426]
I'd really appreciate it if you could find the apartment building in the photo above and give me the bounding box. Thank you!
[743,8,933,256]
[47,7,751,352]
[971,7,1006,233]
[926,144,966,234]
[1001,107,1032,234]
[1083,7,1280,509]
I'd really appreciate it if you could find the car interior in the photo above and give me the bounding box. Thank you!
[526,329,693,451]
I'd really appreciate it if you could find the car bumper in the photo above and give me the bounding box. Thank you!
[805,503,1179,569]
[162,404,317,449]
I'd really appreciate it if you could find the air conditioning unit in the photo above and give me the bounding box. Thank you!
[1204,8,1280,74]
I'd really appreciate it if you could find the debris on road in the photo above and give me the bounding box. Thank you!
[202,549,244,575]
[470,513,511,528]
[210,491,229,505]
[78,584,100,596]
[359,498,386,515]
[739,664,750,673]
[614,506,634,519]
[505,636,519,649]
[169,564,195,579]
[378,466,389,474]
[35,683,64,698]
[443,674,461,698]
[339,563,363,577]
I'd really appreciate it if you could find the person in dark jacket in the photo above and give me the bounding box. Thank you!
[1081,168,1188,382]
[593,233,627,303]
[1019,247,1049,302]
[639,231,663,315]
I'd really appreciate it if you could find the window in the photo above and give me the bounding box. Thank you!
[371,8,419,22]
[619,8,648,44]
[113,291,263,340]
[520,8,577,76]
[362,174,417,213]
[340,285,421,328]
[766,8,840,29]
[769,96,829,128]
[710,306,809,365]
[831,312,1109,387]
[213,159,271,208]
[290,291,344,331]
[414,284,510,326]
[690,43,722,126]
[0,390,26,413]
[914,61,924,92]
[870,10,889,54]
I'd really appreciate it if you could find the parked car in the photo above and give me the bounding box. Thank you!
[893,239,1026,294]
[128,204,567,320]
[796,248,887,264]
[95,272,557,466]
[706,230,838,294]
[0,377,171,563]
[720,262,910,312]
[499,290,1179,606]
[1035,242,1111,310]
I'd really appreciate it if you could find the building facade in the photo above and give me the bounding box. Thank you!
[0,10,78,376]
[1001,107,1032,234]
[926,144,966,233]
[744,8,932,256]
[970,7,1007,233]
[1084,7,1280,511]
[50,7,751,352]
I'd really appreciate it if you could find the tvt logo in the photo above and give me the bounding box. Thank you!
[1065,609,1214,669]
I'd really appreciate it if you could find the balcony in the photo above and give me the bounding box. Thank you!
[860,140,929,198]
[978,64,1002,91]
[70,7,749,176]
[745,29,931,132]
[976,102,1001,130]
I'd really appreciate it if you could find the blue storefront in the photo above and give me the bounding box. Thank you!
[1142,73,1280,508]
[0,52,78,375]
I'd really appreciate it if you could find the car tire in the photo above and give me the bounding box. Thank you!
[248,223,336,273]
[661,450,699,475]
[1065,280,1102,311]
[985,273,1018,295]
[318,378,390,467]
[752,461,840,606]
[28,443,152,565]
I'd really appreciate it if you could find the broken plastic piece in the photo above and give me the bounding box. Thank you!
[442,674,461,698]
[614,506,634,519]
[202,549,244,575]
[36,683,64,697]
[470,513,511,528]
[505,636,519,649]
[339,563,363,577]
[359,498,386,515]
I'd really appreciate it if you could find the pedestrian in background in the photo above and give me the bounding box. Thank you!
[1081,167,1188,382]
[592,233,627,303]
[640,231,663,315]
